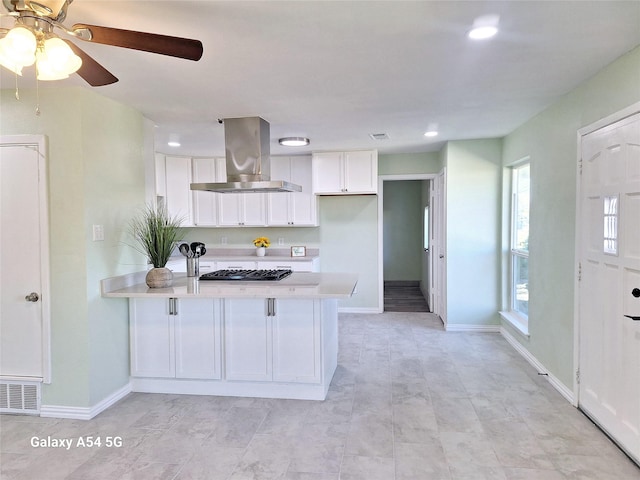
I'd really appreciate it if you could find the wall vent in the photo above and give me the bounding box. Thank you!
[0,381,41,415]
[369,133,389,140]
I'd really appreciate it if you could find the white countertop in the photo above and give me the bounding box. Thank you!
[101,272,358,299]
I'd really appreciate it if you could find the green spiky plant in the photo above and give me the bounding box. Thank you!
[130,203,185,268]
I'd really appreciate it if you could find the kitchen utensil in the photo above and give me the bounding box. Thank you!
[179,243,191,257]
[190,242,200,257]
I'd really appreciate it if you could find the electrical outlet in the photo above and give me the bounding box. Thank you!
[221,236,227,245]
[278,237,284,246]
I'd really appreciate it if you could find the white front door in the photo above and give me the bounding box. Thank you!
[0,136,50,381]
[578,110,640,463]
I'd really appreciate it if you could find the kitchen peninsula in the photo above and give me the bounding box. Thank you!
[101,271,358,401]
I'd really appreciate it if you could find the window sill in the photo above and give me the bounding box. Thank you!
[499,311,530,338]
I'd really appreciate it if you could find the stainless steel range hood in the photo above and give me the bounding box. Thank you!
[190,117,302,193]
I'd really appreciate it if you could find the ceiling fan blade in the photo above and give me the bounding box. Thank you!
[72,24,203,61]
[63,39,118,86]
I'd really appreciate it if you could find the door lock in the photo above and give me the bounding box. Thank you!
[25,292,39,302]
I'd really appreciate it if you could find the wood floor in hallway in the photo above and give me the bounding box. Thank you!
[384,280,430,312]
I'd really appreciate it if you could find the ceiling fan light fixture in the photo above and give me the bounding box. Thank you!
[0,26,37,71]
[36,37,82,80]
[279,137,310,147]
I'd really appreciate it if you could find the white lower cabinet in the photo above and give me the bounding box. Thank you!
[224,298,320,384]
[128,296,336,400]
[129,298,221,379]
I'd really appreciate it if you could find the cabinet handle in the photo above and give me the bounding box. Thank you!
[168,298,178,315]
[266,298,277,316]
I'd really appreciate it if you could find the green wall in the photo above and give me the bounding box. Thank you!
[501,45,640,388]
[383,180,423,281]
[0,87,146,407]
[445,139,503,327]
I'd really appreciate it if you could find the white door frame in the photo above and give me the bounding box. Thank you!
[0,135,51,383]
[377,173,437,313]
[574,101,640,404]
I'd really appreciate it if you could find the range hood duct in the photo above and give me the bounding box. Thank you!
[190,117,302,193]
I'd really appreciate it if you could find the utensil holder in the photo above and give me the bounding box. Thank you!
[187,257,199,277]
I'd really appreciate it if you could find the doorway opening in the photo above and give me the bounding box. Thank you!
[378,174,438,313]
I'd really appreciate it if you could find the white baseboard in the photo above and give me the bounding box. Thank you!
[500,327,574,404]
[40,382,132,420]
[445,324,501,332]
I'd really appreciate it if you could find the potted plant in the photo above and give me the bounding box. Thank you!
[130,203,184,288]
[253,236,270,257]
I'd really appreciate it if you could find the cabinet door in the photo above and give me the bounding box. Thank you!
[272,299,321,383]
[165,156,193,226]
[312,152,343,194]
[289,156,317,225]
[130,298,174,378]
[217,193,243,226]
[258,260,317,272]
[242,193,267,226]
[224,299,272,381]
[192,157,225,226]
[174,299,221,379]
[344,150,377,194]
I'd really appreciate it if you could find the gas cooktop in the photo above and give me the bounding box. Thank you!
[199,269,293,281]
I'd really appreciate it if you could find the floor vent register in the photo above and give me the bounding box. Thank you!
[0,381,41,415]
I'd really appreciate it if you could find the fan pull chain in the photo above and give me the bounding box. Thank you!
[35,74,41,116]
[14,71,19,100]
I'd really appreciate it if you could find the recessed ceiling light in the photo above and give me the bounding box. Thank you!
[168,134,180,147]
[424,123,439,138]
[468,14,499,40]
[279,137,310,147]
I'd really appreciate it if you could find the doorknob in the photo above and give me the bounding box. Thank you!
[632,288,640,298]
[624,315,640,321]
[25,292,39,302]
[439,254,444,259]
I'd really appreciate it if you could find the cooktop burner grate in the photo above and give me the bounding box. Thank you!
[199,269,293,281]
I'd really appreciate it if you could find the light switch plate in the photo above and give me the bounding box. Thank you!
[92,224,104,241]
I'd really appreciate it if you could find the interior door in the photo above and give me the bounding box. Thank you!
[0,136,50,381]
[431,169,447,324]
[578,111,640,463]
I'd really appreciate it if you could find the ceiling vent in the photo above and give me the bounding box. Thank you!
[369,133,389,140]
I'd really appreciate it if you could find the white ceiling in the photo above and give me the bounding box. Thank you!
[2,1,640,157]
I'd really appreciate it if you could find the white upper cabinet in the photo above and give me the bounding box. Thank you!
[217,192,267,227]
[163,155,194,226]
[192,157,226,226]
[312,150,378,195]
[268,156,318,226]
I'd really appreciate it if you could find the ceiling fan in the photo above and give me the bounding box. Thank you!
[0,0,203,86]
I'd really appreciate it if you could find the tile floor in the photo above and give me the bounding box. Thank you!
[1,312,639,479]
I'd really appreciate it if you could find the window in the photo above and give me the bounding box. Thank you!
[510,163,530,320]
